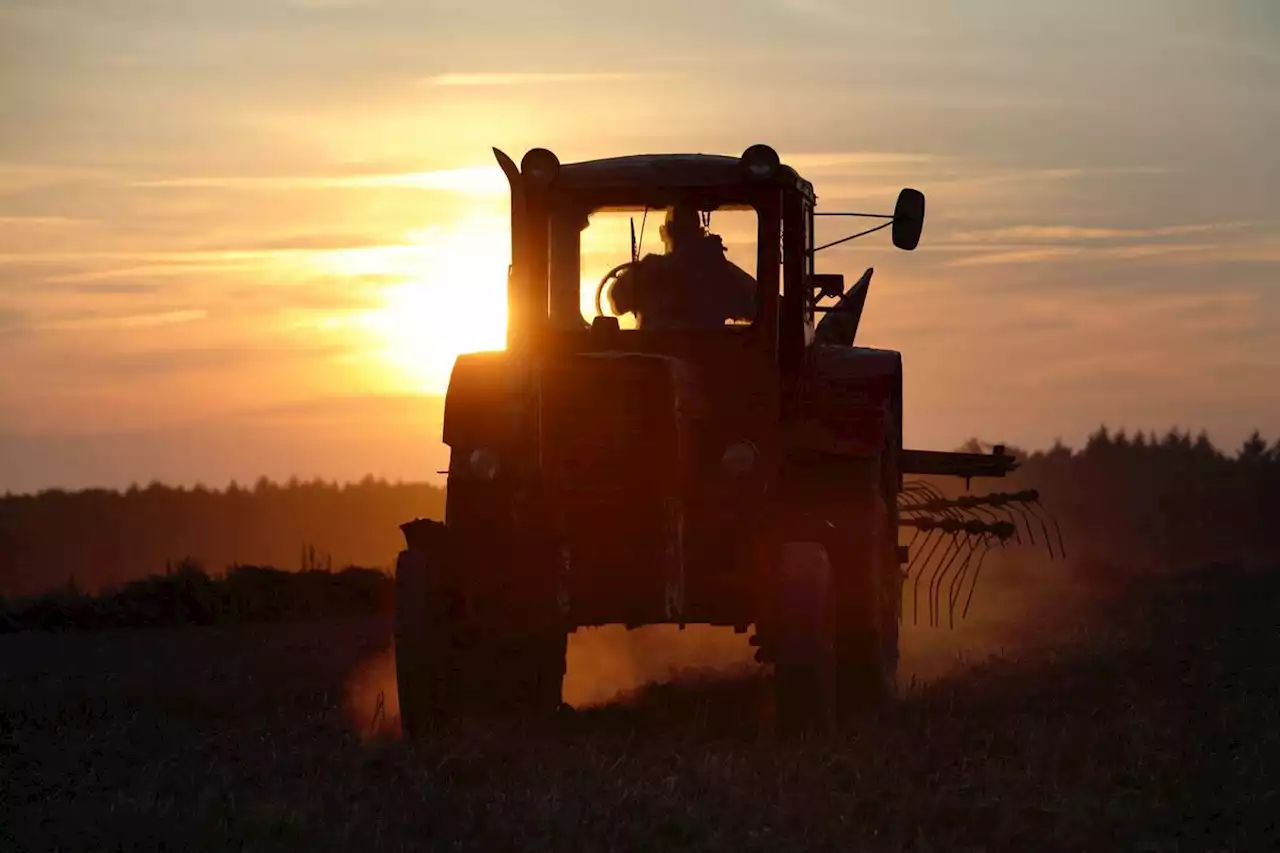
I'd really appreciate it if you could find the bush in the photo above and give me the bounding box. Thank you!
[0,561,393,634]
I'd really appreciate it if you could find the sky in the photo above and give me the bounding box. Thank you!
[1,0,1277,493]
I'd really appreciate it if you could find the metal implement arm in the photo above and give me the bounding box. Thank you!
[900,446,1019,480]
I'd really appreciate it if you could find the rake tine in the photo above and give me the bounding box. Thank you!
[1037,499,1067,560]
[1010,502,1040,548]
[912,527,948,625]
[908,480,949,503]
[961,534,996,619]
[929,534,967,629]
[1023,499,1060,560]
[946,536,979,629]
[906,524,941,577]
[1001,504,1025,545]
[905,524,925,555]
[929,530,966,623]
[994,504,1025,546]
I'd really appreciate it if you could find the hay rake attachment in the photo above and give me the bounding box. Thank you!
[897,447,1065,627]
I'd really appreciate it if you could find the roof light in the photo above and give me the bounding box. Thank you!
[521,148,560,188]
[741,144,780,180]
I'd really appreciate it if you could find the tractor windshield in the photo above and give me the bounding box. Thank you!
[549,201,761,331]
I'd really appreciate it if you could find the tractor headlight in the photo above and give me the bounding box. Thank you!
[468,447,499,481]
[741,144,780,180]
[721,440,759,476]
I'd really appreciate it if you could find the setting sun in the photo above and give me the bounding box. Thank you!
[307,213,511,394]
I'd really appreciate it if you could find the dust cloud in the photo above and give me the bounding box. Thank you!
[344,643,401,740]
[563,624,759,708]
[341,554,1103,739]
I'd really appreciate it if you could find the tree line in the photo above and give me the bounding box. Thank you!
[0,476,445,598]
[944,427,1280,578]
[2,426,1278,599]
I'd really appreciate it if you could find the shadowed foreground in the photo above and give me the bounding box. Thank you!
[2,565,1277,852]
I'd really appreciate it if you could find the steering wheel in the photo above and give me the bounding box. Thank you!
[594,261,639,318]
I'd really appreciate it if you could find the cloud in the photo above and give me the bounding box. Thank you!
[283,0,384,8]
[33,309,208,332]
[128,165,507,195]
[944,247,1084,267]
[422,71,662,87]
[0,164,117,194]
[949,223,1229,243]
[928,219,1266,267]
[773,0,933,37]
[783,152,946,170]
[0,215,92,227]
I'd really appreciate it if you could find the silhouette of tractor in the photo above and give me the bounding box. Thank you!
[395,145,1057,735]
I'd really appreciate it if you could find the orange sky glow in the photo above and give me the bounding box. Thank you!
[1,0,1277,493]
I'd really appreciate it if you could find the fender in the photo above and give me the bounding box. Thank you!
[786,344,903,457]
[441,350,521,452]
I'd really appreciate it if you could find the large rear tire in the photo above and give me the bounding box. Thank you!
[832,473,899,716]
[770,451,900,732]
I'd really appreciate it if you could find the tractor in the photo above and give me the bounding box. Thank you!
[394,144,1051,735]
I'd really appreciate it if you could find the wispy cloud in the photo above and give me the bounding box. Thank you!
[0,216,92,227]
[283,0,384,8]
[129,165,506,195]
[0,164,117,193]
[34,309,208,332]
[784,152,945,170]
[938,220,1263,266]
[950,223,1228,243]
[423,71,661,87]
[774,0,933,37]
[943,242,1228,267]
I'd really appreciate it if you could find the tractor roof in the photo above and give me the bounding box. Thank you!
[557,152,815,197]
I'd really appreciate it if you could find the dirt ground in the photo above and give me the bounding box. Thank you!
[3,562,1277,852]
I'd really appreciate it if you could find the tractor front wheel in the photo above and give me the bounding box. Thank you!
[394,518,567,737]
[772,540,838,734]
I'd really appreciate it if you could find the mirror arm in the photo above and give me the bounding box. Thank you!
[809,220,893,255]
[814,212,895,219]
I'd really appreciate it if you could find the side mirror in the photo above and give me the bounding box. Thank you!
[811,273,845,301]
[892,188,925,251]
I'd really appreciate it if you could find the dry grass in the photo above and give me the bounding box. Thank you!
[3,564,1277,852]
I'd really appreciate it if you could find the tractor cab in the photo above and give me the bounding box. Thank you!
[494,144,925,373]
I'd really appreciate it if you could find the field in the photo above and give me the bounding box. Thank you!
[4,558,1277,852]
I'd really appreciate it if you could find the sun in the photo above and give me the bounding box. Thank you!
[341,216,510,394]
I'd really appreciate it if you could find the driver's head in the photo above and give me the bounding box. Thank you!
[659,202,704,252]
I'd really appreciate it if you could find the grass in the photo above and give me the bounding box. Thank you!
[2,563,1277,852]
[0,561,393,633]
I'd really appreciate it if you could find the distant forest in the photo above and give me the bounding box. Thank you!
[2,427,1278,599]
[0,477,445,598]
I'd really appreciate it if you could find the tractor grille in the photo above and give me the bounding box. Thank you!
[539,353,689,505]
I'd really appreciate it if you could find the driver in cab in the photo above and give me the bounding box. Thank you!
[606,203,757,330]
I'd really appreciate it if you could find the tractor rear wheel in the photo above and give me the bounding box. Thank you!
[832,465,900,716]
[770,452,900,732]
[394,517,567,737]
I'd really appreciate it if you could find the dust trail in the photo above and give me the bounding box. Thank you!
[342,549,1110,736]
[344,643,401,739]
[341,626,761,735]
[564,624,759,708]
[897,547,1113,686]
